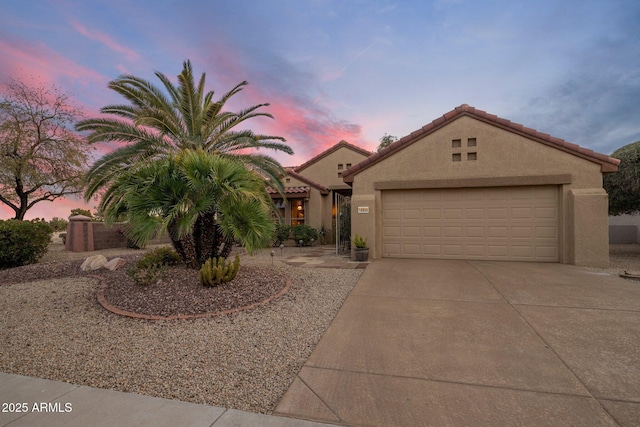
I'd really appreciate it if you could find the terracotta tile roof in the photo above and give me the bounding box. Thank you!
[343,104,621,183]
[267,186,309,195]
[294,140,372,173]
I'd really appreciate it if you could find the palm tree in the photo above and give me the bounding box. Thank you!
[76,61,292,267]
[102,149,274,269]
[76,60,293,199]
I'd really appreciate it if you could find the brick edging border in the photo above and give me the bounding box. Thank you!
[96,276,292,321]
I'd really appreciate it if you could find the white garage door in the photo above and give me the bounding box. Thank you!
[382,186,559,261]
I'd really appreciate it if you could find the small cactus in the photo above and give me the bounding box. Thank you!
[199,253,240,286]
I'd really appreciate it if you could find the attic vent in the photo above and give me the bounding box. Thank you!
[451,137,478,162]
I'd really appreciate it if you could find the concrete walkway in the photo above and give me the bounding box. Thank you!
[0,372,338,427]
[282,246,368,269]
[275,259,640,426]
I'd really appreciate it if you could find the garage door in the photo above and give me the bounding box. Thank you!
[382,186,559,261]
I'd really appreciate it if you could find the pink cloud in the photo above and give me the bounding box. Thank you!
[70,20,141,62]
[0,38,107,87]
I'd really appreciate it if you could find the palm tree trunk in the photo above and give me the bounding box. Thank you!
[168,224,199,269]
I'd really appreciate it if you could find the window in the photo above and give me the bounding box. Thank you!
[291,199,305,226]
[338,172,342,178]
[452,153,462,162]
[467,138,477,147]
[467,152,477,161]
[338,164,344,170]
[285,178,290,184]
[346,163,351,168]
[452,139,462,148]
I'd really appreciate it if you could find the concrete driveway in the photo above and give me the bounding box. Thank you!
[275,259,640,426]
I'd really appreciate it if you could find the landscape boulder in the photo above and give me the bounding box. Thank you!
[103,257,127,271]
[80,255,108,271]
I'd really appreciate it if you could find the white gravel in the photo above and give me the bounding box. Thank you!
[0,249,363,414]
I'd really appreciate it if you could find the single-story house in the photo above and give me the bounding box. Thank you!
[342,104,620,267]
[269,140,371,243]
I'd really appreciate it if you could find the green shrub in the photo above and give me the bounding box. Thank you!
[0,219,52,269]
[70,208,92,218]
[126,263,166,286]
[273,223,291,246]
[292,224,318,246]
[48,217,68,232]
[135,246,181,269]
[126,247,180,286]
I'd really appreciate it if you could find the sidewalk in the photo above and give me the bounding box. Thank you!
[0,372,339,427]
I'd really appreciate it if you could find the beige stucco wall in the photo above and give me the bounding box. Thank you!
[294,146,369,243]
[276,173,330,240]
[297,147,370,189]
[350,116,610,266]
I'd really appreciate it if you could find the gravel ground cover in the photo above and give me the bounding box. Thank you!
[0,244,362,413]
[1,242,638,413]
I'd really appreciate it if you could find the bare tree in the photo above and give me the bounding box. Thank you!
[0,78,92,219]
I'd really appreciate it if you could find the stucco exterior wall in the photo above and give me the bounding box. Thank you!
[297,147,369,189]
[350,116,610,266]
[276,173,331,239]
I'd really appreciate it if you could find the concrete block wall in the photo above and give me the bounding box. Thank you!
[609,214,640,244]
[92,223,129,250]
[66,216,171,252]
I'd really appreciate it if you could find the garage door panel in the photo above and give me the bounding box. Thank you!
[535,207,557,219]
[423,244,442,255]
[465,208,485,220]
[511,207,533,219]
[383,226,401,237]
[488,226,508,238]
[383,208,401,220]
[403,226,421,237]
[444,245,463,256]
[511,226,533,238]
[382,186,559,262]
[403,209,421,220]
[466,226,485,238]
[488,208,508,219]
[444,208,463,219]
[536,226,557,238]
[443,226,463,237]
[423,208,441,219]
[423,226,441,237]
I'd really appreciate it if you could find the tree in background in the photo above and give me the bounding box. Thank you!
[48,217,68,232]
[70,208,92,218]
[0,78,92,219]
[377,133,398,152]
[604,140,640,215]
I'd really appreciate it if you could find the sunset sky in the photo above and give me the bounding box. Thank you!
[1,0,639,220]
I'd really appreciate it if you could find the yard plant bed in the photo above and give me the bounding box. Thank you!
[100,265,289,318]
[0,246,363,414]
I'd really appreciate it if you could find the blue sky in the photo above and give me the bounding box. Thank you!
[1,0,639,219]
